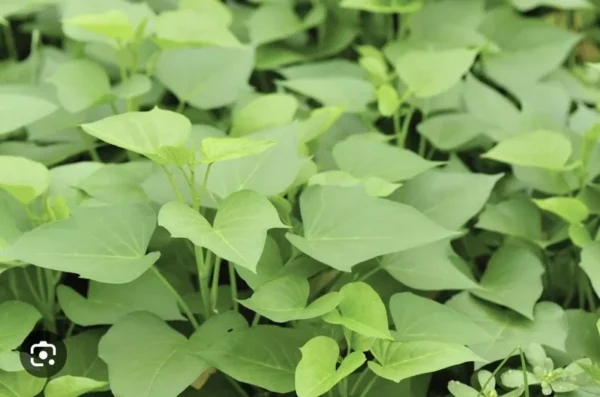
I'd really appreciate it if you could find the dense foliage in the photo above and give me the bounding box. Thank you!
[1,0,600,396]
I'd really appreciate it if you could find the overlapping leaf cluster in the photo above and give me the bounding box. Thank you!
[1,0,600,396]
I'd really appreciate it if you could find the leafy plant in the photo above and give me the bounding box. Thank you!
[0,0,600,397]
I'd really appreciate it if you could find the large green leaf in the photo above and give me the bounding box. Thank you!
[0,301,40,353]
[476,197,543,242]
[57,330,108,381]
[417,113,485,151]
[57,269,183,326]
[532,197,589,224]
[155,47,254,110]
[332,137,441,182]
[158,190,286,271]
[395,48,478,98]
[446,293,568,363]
[393,171,502,230]
[295,336,365,397]
[199,137,275,164]
[0,156,50,204]
[323,282,392,340]
[0,370,46,397]
[368,339,483,383]
[47,59,113,113]
[482,130,572,170]
[470,245,545,319]
[580,243,600,299]
[0,94,57,136]
[63,10,135,41]
[390,293,491,345]
[197,325,312,393]
[80,107,191,165]
[382,241,479,290]
[44,376,108,397]
[287,185,456,271]
[99,312,207,397]
[2,204,160,284]
[238,275,341,323]
[230,94,298,137]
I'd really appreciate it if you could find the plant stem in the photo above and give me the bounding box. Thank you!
[210,254,221,313]
[79,131,101,162]
[196,245,212,319]
[151,266,199,329]
[519,348,530,397]
[229,262,239,312]
[358,374,378,397]
[357,266,381,282]
[2,23,17,60]
[398,103,415,148]
[350,369,371,395]
[176,99,186,113]
[476,346,520,397]
[225,376,250,397]
[160,165,185,204]
[197,163,213,207]
[251,313,261,326]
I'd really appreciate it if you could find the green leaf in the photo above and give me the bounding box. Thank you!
[377,84,401,117]
[368,339,484,383]
[580,243,600,299]
[2,204,160,284]
[340,0,423,13]
[0,93,57,136]
[0,301,41,352]
[308,171,401,197]
[0,156,50,204]
[199,137,276,164]
[0,370,46,397]
[476,197,543,242]
[113,74,152,99]
[417,113,485,151]
[482,130,572,170]
[98,312,207,397]
[231,94,298,137]
[382,240,480,290]
[57,268,184,326]
[393,171,502,230]
[395,48,478,98]
[248,2,307,45]
[297,106,344,144]
[155,47,254,110]
[390,292,491,345]
[57,330,108,381]
[63,10,135,41]
[81,107,191,165]
[287,185,456,271]
[158,191,286,271]
[48,59,113,113]
[279,77,374,113]
[197,325,312,393]
[446,293,568,363]
[154,9,240,49]
[44,376,108,397]
[323,282,392,340]
[238,275,341,323]
[509,0,592,12]
[333,137,441,182]
[470,245,545,319]
[295,336,365,397]
[532,197,589,224]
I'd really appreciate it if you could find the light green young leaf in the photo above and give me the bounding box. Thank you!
[238,275,341,323]
[417,113,485,151]
[532,197,589,224]
[248,2,305,46]
[57,269,184,326]
[287,185,456,271]
[568,223,592,248]
[382,241,479,290]
[155,47,254,110]
[297,106,344,143]
[340,0,423,13]
[476,197,543,242]
[154,9,240,49]
[482,130,572,170]
[509,0,592,11]
[333,137,441,182]
[63,10,134,41]
[393,171,502,230]
[0,156,50,204]
[377,84,401,117]
[199,137,276,164]
[231,94,298,137]
[323,282,392,340]
[447,293,568,363]
[98,312,208,397]
[44,376,108,397]
[48,59,113,113]
[390,293,491,345]
[395,48,478,98]
[580,243,600,299]
[0,94,57,136]
[2,204,160,284]
[279,77,374,113]
[81,107,191,166]
[369,339,484,383]
[470,245,545,319]
[0,301,41,352]
[308,170,401,197]
[113,74,152,99]
[0,370,46,397]
[158,191,286,271]
[197,325,312,393]
[295,336,365,397]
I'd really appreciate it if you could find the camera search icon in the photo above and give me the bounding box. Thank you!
[18,330,67,378]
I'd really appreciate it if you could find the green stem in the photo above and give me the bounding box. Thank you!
[160,165,185,204]
[196,245,212,319]
[197,163,213,207]
[251,313,261,326]
[210,254,221,313]
[476,346,520,397]
[22,268,42,303]
[357,266,381,282]
[2,23,17,60]
[350,369,371,396]
[65,322,76,338]
[224,376,250,397]
[229,262,239,312]
[358,374,378,397]
[176,99,186,113]
[398,103,415,148]
[79,131,101,162]
[519,348,530,397]
[151,266,199,329]
[418,134,427,157]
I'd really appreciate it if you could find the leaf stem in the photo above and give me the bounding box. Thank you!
[229,262,239,312]
[251,313,261,326]
[358,373,378,397]
[79,131,101,162]
[357,266,381,282]
[519,347,530,397]
[210,254,221,313]
[160,165,185,204]
[196,245,212,319]
[150,266,199,329]
[2,23,17,60]
[398,103,416,148]
[224,376,250,397]
[476,346,520,397]
[197,163,213,208]
[350,369,371,395]
[176,99,186,113]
